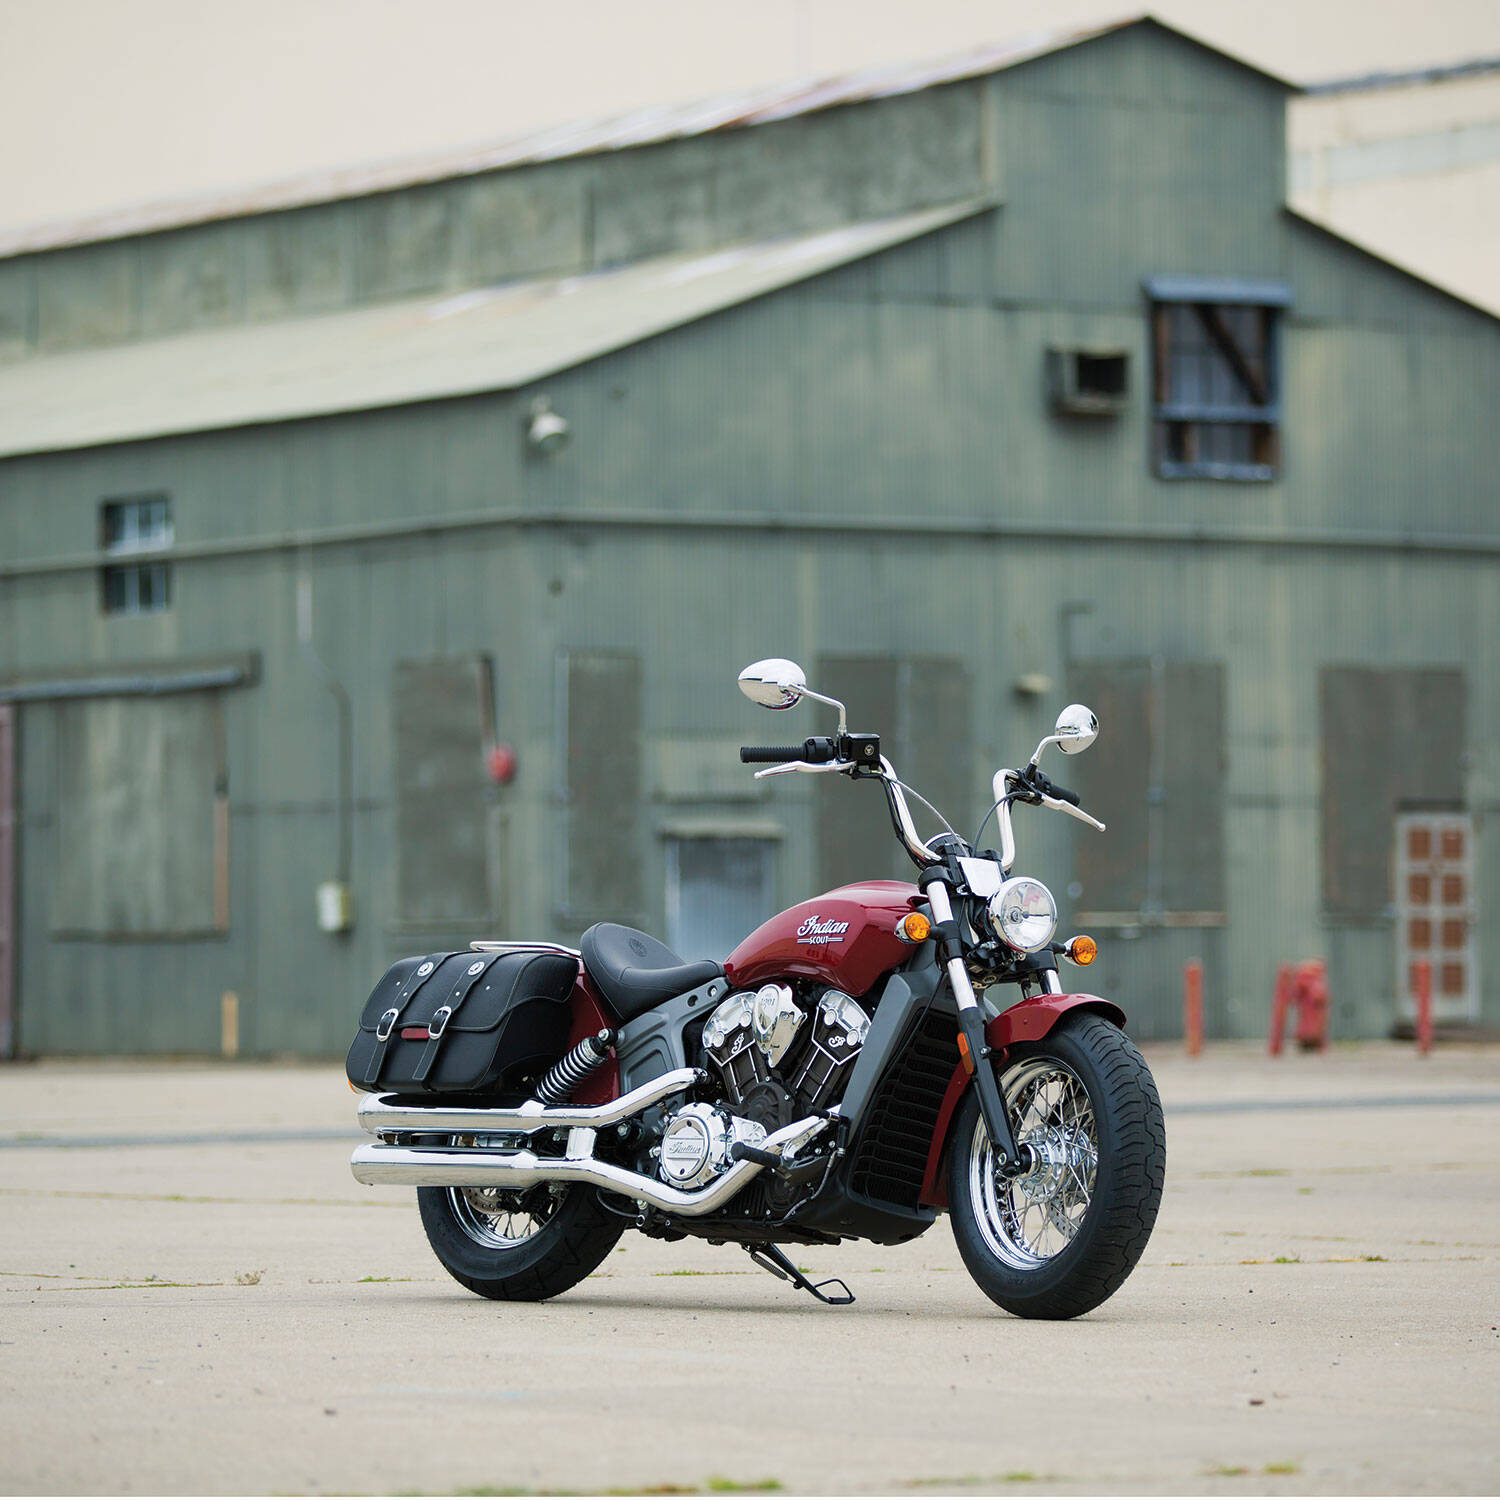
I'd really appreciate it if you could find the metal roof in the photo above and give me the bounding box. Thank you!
[0,15,1294,261]
[0,199,993,459]
[1303,55,1500,96]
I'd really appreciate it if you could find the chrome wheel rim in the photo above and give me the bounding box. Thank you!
[967,1056,1099,1269]
[447,1185,561,1249]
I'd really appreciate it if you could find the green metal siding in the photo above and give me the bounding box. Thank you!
[0,83,990,367]
[2,21,1498,1054]
[4,489,1496,1052]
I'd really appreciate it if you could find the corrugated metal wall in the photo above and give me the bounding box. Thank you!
[1,22,1497,1053]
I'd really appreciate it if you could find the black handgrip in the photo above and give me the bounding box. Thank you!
[741,745,808,764]
[740,737,838,765]
[1027,768,1081,806]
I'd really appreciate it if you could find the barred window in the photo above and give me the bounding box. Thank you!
[100,495,173,615]
[1147,278,1289,481]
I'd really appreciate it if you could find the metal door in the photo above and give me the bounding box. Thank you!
[665,836,774,962]
[1396,811,1477,1024]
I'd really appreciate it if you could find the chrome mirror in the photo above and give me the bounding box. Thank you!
[738,658,806,711]
[1053,703,1099,755]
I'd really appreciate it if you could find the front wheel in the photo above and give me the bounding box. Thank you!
[417,1181,623,1301]
[947,1011,1165,1319]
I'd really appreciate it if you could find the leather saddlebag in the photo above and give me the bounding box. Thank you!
[345,949,578,1094]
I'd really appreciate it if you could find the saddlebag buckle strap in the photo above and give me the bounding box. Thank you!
[364,952,448,1086]
[412,952,505,1084]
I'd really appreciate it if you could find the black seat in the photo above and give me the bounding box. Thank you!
[579,923,724,1023]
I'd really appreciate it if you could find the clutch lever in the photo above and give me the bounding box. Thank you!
[753,759,854,780]
[1039,791,1106,831]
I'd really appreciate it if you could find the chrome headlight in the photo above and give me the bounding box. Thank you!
[987,877,1057,953]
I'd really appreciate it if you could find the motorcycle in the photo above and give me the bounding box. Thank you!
[347,658,1166,1318]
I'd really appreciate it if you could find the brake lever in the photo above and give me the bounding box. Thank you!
[752,760,854,780]
[1039,792,1106,831]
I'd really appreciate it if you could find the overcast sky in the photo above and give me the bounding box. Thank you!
[3,0,1498,239]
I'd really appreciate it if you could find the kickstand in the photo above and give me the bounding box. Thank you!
[746,1243,855,1305]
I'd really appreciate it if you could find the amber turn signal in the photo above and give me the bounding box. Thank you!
[1063,934,1098,966]
[897,911,932,944]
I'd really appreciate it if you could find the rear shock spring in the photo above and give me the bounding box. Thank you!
[534,1028,615,1104]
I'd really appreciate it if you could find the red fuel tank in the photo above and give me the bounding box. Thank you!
[723,881,924,998]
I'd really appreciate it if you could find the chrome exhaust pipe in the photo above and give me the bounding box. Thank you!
[349,1116,829,1217]
[355,1067,706,1137]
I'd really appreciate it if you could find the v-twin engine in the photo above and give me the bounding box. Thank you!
[701,983,872,1117]
[652,983,870,1198]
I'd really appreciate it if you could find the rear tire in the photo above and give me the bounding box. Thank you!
[948,1012,1165,1319]
[417,1182,624,1301]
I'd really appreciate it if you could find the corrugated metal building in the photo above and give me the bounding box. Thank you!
[1,17,1495,1057]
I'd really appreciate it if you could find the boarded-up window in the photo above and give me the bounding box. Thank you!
[565,650,642,918]
[1320,667,1465,920]
[1146,280,1287,480]
[1066,660,1225,916]
[53,693,226,937]
[393,657,494,924]
[815,656,971,892]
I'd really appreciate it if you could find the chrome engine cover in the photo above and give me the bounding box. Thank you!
[785,989,872,1110]
[658,1103,769,1191]
[703,984,871,1114]
[751,983,804,1065]
[704,984,805,1069]
[702,990,767,1100]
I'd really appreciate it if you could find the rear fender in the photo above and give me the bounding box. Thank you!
[565,967,621,1106]
[918,993,1126,1209]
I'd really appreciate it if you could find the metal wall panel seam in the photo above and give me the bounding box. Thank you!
[0,666,251,702]
[4,509,1500,580]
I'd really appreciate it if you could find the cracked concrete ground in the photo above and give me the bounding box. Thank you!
[1,1042,1497,1496]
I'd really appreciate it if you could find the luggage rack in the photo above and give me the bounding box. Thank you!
[469,940,582,957]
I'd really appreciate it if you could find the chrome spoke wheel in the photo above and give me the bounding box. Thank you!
[967,1056,1099,1270]
[446,1185,562,1249]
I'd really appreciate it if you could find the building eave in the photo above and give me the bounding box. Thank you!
[0,199,996,459]
[0,13,1299,261]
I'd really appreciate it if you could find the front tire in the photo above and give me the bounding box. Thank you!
[948,1012,1165,1319]
[417,1182,624,1301]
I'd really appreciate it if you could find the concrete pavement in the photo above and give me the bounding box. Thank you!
[1,1042,1497,1495]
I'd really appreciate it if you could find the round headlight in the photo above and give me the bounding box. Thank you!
[988,877,1058,953]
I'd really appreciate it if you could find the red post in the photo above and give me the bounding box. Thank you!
[1184,959,1204,1056]
[1293,960,1330,1051]
[1414,960,1433,1056]
[1268,963,1292,1055]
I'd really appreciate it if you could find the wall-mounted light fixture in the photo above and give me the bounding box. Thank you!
[526,395,570,455]
[1012,672,1054,699]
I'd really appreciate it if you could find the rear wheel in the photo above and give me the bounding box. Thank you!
[417,1181,623,1301]
[948,1012,1165,1319]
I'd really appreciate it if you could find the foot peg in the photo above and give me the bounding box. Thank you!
[746,1243,855,1306]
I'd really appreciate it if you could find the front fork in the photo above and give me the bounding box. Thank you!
[925,880,1032,1176]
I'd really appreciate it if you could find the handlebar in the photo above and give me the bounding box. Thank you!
[740,738,838,765]
[1012,765,1080,807]
[1037,774,1081,807]
[992,767,1105,867]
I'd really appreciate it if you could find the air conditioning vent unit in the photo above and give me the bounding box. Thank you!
[1045,347,1129,416]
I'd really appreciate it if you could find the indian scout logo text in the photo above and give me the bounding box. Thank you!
[797,915,851,946]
